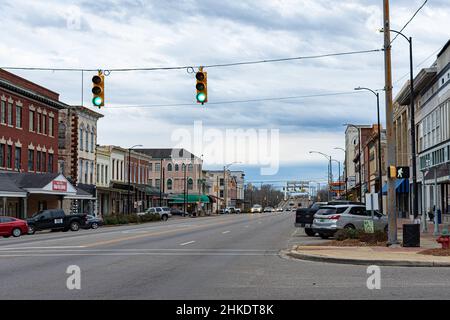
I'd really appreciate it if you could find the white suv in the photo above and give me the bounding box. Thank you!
[140,207,172,221]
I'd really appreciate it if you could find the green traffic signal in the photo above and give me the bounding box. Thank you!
[93,96,103,106]
[196,92,206,103]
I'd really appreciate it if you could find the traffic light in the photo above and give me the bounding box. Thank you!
[92,71,105,108]
[195,68,207,104]
[389,165,397,178]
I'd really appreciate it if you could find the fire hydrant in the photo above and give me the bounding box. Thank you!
[436,229,450,249]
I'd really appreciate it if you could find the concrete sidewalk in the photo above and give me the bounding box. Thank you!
[288,219,450,267]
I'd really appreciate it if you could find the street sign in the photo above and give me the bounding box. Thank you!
[396,166,410,179]
[365,193,379,211]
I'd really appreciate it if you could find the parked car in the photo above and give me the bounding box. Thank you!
[312,204,387,239]
[141,207,172,221]
[0,216,28,238]
[170,208,188,216]
[276,207,283,212]
[263,206,274,212]
[296,200,363,236]
[250,205,262,213]
[26,209,87,234]
[82,215,103,229]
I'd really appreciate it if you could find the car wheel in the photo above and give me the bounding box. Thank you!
[161,214,168,221]
[12,228,22,237]
[304,228,315,237]
[344,224,356,230]
[319,234,330,239]
[91,222,99,229]
[27,226,36,235]
[70,222,80,231]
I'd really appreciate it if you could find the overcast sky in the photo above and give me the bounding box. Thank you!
[0,0,449,185]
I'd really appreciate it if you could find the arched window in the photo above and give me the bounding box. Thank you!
[85,125,90,151]
[188,164,193,172]
[187,178,193,190]
[167,163,173,171]
[79,125,84,151]
[182,163,186,171]
[167,179,173,190]
[175,164,179,171]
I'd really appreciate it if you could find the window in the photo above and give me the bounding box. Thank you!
[36,112,41,133]
[79,128,83,150]
[97,164,100,183]
[155,179,161,188]
[349,207,367,216]
[167,179,173,190]
[167,163,173,171]
[48,117,54,136]
[42,115,46,134]
[220,178,224,186]
[36,151,41,171]
[91,131,94,152]
[7,103,13,125]
[85,161,89,183]
[149,163,153,171]
[79,160,83,182]
[155,162,161,172]
[6,145,12,168]
[90,162,94,184]
[15,106,22,128]
[188,178,193,190]
[85,127,89,151]
[48,154,53,172]
[28,150,34,171]
[0,144,4,167]
[58,122,66,148]
[105,165,108,183]
[175,164,179,171]
[15,147,21,170]
[42,152,46,172]
[0,101,5,124]
[188,164,193,172]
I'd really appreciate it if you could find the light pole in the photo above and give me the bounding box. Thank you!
[334,147,347,200]
[381,28,418,221]
[223,162,241,209]
[344,124,363,203]
[309,151,333,201]
[331,159,341,199]
[354,87,383,213]
[127,144,143,215]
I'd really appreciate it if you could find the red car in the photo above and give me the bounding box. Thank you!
[0,216,28,238]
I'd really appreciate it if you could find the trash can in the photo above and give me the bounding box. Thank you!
[403,224,420,247]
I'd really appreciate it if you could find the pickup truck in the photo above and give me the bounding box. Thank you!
[27,209,88,234]
[296,201,363,236]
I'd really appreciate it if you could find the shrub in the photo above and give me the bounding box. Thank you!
[335,228,387,243]
[103,216,118,225]
[335,228,360,241]
[127,214,139,224]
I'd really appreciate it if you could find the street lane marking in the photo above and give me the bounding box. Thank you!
[0,252,278,257]
[0,246,86,250]
[179,241,196,246]
[222,231,230,234]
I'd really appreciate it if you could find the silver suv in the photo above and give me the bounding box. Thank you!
[139,207,172,221]
[312,205,388,239]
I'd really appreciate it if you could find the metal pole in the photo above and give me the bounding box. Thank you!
[434,166,439,236]
[216,176,219,214]
[184,164,186,214]
[358,128,362,203]
[383,0,398,245]
[421,170,428,233]
[409,37,419,221]
[159,158,162,207]
[127,148,131,215]
[376,93,383,214]
[223,166,227,209]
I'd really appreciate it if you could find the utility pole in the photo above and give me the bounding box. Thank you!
[383,0,398,245]
[216,176,219,214]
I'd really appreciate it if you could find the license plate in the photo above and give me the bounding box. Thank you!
[54,219,63,224]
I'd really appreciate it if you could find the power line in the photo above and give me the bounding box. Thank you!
[391,0,428,45]
[107,91,364,109]
[0,48,382,73]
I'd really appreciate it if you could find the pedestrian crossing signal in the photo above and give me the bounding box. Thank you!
[389,166,397,178]
[196,68,207,104]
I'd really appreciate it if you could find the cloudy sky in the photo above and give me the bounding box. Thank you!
[0,0,449,185]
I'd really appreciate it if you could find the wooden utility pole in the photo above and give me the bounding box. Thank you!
[383,0,398,245]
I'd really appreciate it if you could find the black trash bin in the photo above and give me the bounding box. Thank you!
[403,224,420,247]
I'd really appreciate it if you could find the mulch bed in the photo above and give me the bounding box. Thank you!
[418,248,450,256]
[308,239,387,247]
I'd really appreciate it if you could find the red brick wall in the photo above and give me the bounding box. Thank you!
[0,87,59,173]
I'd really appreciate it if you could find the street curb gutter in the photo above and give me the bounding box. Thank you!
[287,250,450,267]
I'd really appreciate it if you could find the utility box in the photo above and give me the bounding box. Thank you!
[403,224,420,247]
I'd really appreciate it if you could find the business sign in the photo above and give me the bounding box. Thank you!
[52,181,67,192]
[363,220,374,234]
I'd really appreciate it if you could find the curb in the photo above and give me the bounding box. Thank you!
[287,250,450,267]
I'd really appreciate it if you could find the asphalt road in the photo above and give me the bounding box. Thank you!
[1,211,449,300]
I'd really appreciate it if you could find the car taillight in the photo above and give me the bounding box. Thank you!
[329,215,341,220]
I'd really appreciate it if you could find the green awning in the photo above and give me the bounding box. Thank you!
[169,194,210,204]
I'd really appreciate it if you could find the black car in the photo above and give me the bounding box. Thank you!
[82,215,103,229]
[170,208,188,216]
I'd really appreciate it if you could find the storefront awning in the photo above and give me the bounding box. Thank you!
[169,194,210,204]
[382,179,409,195]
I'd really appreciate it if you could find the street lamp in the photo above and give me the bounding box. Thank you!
[223,161,241,209]
[309,151,333,201]
[343,124,363,203]
[381,28,418,220]
[354,87,383,213]
[331,159,341,199]
[334,147,347,200]
[127,144,143,214]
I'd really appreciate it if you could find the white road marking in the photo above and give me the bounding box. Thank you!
[222,231,230,234]
[0,246,86,250]
[180,241,196,246]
